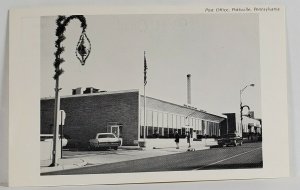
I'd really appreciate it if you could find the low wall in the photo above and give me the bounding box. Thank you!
[40,140,61,161]
[143,138,218,149]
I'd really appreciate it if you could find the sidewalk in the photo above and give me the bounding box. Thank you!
[41,141,213,174]
[40,158,87,173]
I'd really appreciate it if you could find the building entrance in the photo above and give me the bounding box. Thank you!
[110,125,120,137]
[107,122,123,138]
[107,122,123,145]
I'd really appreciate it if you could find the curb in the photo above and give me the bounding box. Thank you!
[119,146,143,150]
[150,146,210,151]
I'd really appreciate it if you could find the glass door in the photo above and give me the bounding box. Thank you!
[110,125,120,137]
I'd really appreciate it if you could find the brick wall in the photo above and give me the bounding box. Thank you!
[41,91,139,147]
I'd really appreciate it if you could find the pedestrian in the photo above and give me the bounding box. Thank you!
[186,132,191,148]
[174,131,180,149]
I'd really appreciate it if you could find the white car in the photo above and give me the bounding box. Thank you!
[88,133,121,150]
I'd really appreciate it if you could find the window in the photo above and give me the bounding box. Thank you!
[147,126,153,137]
[140,109,144,126]
[190,128,193,138]
[163,128,169,137]
[158,127,163,136]
[97,134,116,138]
[153,127,159,138]
[207,122,211,136]
[163,113,168,128]
[178,128,182,135]
[153,111,158,127]
[176,115,181,128]
[168,114,173,128]
[202,120,206,135]
[158,112,163,127]
[169,128,174,137]
[185,117,190,126]
[182,128,186,135]
[173,115,177,129]
[208,122,214,136]
[140,126,145,138]
[147,110,153,126]
[181,116,185,127]
[216,123,220,136]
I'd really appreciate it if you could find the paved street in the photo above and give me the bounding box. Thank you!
[43,142,262,175]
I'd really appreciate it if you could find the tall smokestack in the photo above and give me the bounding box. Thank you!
[187,74,191,105]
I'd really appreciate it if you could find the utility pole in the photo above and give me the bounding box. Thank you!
[240,84,254,138]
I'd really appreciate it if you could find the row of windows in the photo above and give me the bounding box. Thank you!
[139,109,219,131]
[139,125,220,139]
[140,126,204,138]
[206,123,220,137]
[139,109,221,138]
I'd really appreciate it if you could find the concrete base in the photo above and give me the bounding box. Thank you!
[41,140,61,164]
[142,138,218,150]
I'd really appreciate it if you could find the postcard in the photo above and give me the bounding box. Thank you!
[6,5,289,186]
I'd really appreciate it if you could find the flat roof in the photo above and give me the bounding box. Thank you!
[41,89,226,122]
[41,89,139,100]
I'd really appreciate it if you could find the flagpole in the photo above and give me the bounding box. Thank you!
[143,51,147,142]
[144,81,146,141]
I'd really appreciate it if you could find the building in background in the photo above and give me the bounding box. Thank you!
[220,113,262,138]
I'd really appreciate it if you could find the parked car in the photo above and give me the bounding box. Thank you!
[88,133,121,150]
[40,134,68,147]
[217,133,243,147]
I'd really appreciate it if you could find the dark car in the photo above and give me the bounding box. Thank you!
[217,133,243,147]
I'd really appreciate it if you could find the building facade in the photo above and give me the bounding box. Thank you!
[139,96,225,139]
[41,89,226,147]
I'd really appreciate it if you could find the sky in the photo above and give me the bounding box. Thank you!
[41,14,261,118]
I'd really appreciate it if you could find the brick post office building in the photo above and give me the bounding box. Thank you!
[41,88,226,147]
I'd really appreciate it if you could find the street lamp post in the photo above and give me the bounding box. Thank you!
[185,110,198,140]
[50,15,91,167]
[240,84,255,138]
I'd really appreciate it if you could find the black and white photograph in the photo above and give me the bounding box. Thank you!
[40,13,263,175]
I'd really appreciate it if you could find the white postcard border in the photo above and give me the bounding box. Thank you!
[8,5,289,186]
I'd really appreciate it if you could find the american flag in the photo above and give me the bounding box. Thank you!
[144,51,148,86]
